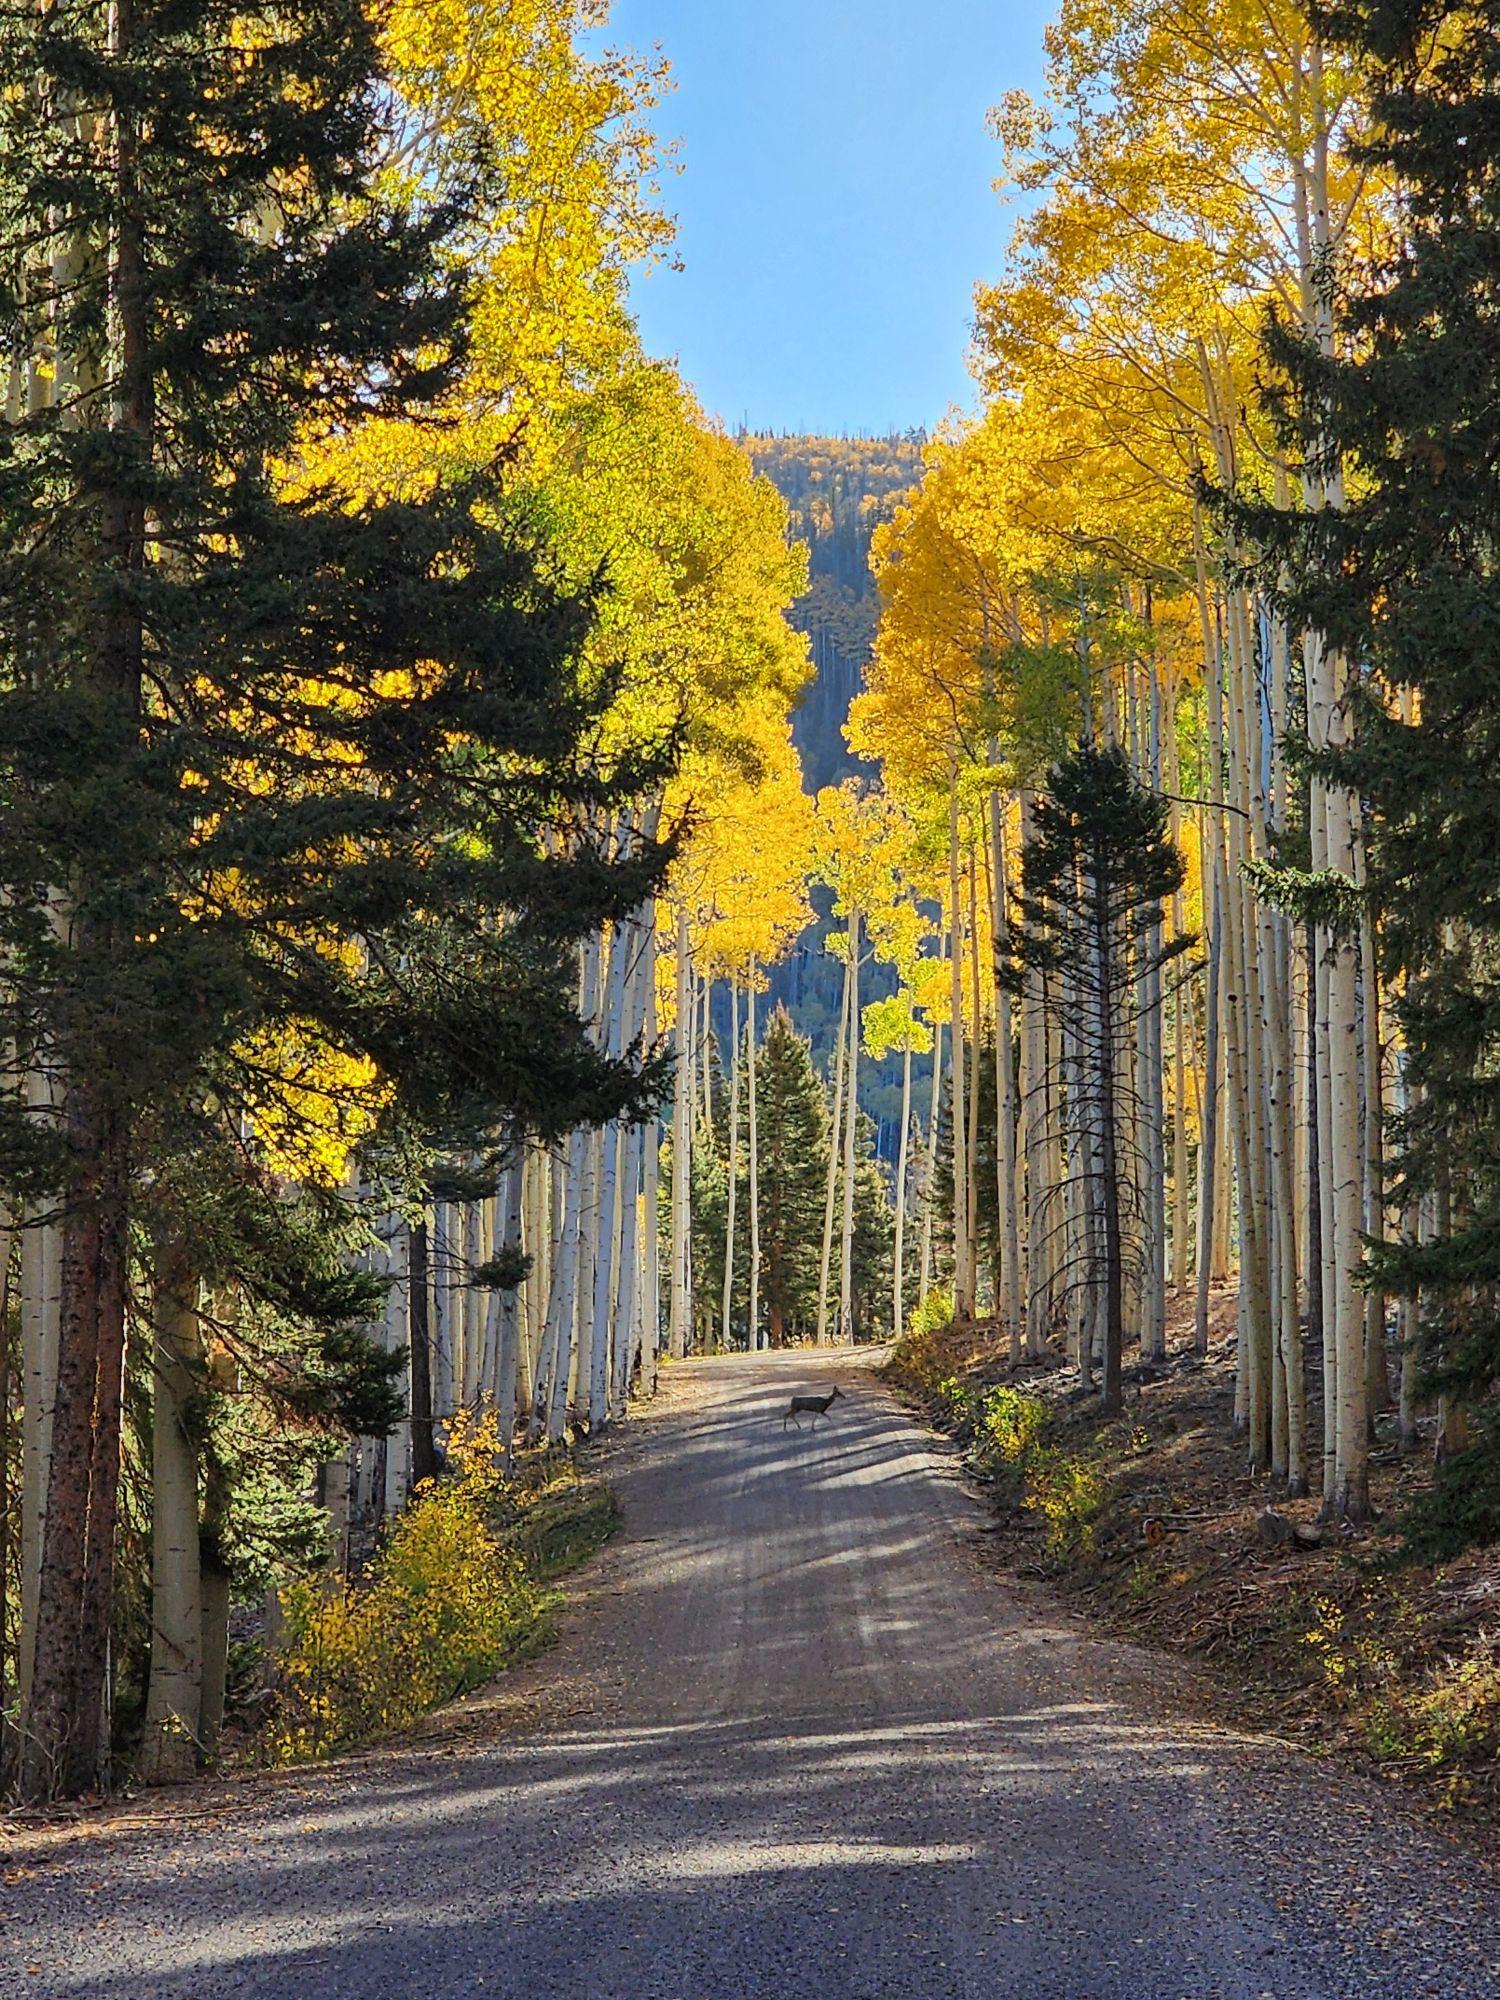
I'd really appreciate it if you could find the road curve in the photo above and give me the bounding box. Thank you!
[4,1347,1499,1999]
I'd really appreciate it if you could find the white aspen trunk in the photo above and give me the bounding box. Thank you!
[642,1104,662,1397]
[611,898,654,1412]
[817,958,852,1345]
[432,1201,454,1421]
[1022,802,1051,1358]
[1307,35,1369,1519]
[612,1122,643,1413]
[1397,1079,1423,1449]
[991,800,1023,1364]
[137,1238,204,1785]
[966,859,984,1310]
[590,893,633,1430]
[839,913,860,1344]
[1226,588,1274,1469]
[948,771,972,1319]
[461,1197,483,1408]
[572,1130,599,1421]
[1359,892,1389,1415]
[894,1041,912,1341]
[557,926,604,1440]
[542,1127,587,1445]
[517,1151,543,1423]
[496,1164,524,1468]
[383,1220,412,1512]
[1141,667,1167,1361]
[918,1018,942,1302]
[17,1197,61,1709]
[669,909,692,1360]
[641,906,662,1395]
[747,963,761,1352]
[475,1194,497,1400]
[721,975,740,1351]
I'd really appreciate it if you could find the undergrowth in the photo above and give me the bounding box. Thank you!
[264,1410,618,1763]
[887,1321,1104,1564]
[888,1303,1500,1834]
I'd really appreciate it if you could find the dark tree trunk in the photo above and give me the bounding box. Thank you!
[21,1104,108,1799]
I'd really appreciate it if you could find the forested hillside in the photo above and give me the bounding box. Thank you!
[10,0,1500,1924]
[747,434,924,792]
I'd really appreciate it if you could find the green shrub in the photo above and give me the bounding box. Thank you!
[1026,1447,1105,1560]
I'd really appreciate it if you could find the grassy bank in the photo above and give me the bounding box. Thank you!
[886,1306,1500,1836]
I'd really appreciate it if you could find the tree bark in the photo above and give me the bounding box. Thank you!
[138,1234,205,1785]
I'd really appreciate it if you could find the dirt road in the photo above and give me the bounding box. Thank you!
[5,1348,1499,1998]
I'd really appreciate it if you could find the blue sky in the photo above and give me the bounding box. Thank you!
[604,1,1052,438]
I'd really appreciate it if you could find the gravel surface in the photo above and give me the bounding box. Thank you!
[4,1347,1499,1999]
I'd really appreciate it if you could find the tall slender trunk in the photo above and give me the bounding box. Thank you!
[746,964,761,1352]
[991,800,1023,1364]
[919,1019,942,1303]
[894,1042,912,1341]
[966,859,983,1310]
[816,959,851,1345]
[543,1128,587,1445]
[721,975,740,1352]
[838,914,860,1343]
[408,1219,437,1485]
[137,1233,204,1786]
[496,1161,524,1468]
[669,910,692,1360]
[1093,850,1125,1416]
[948,771,972,1318]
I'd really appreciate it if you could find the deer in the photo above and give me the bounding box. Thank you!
[782,1384,845,1431]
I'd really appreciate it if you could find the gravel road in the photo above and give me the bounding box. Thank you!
[4,1347,1499,1999]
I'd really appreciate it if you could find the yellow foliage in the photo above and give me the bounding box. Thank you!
[266,1409,544,1761]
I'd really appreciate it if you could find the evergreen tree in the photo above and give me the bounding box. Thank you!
[1013,745,1190,1413]
[1242,0,1500,1536]
[0,0,669,1797]
[755,1007,831,1345]
[848,1112,896,1342]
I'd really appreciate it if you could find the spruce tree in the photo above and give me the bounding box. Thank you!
[0,0,670,1796]
[848,1112,895,1343]
[755,1007,831,1345]
[1241,0,1500,1536]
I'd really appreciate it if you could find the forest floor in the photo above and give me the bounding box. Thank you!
[5,1346,1500,1997]
[885,1288,1500,1846]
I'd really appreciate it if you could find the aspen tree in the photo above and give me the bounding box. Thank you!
[722,978,740,1352]
[137,1238,205,1786]
[839,914,862,1345]
[747,966,762,1352]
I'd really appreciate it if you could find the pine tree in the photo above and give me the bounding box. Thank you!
[755,1007,832,1345]
[0,0,670,1797]
[848,1113,896,1343]
[1013,746,1191,1414]
[1244,0,1500,1537]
